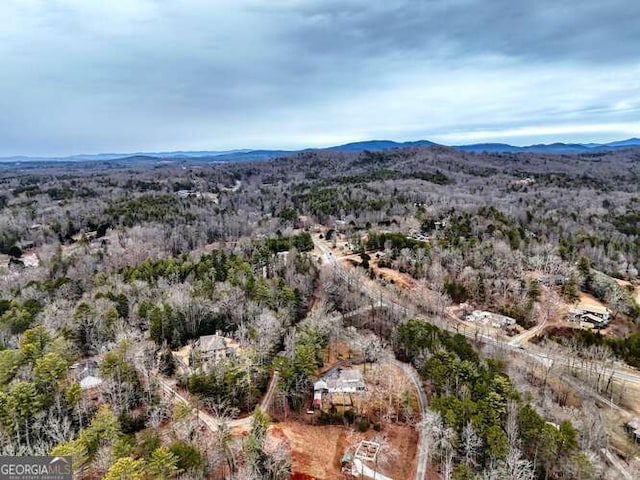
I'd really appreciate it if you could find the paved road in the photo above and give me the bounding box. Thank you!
[601,448,633,480]
[315,237,430,480]
[319,235,640,391]
[352,458,393,480]
[260,370,280,415]
[391,359,429,480]
[313,235,640,480]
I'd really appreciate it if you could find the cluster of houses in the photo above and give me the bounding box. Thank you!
[464,309,517,329]
[64,332,242,406]
[510,177,535,187]
[313,367,366,410]
[176,190,219,202]
[567,304,612,329]
[65,332,243,404]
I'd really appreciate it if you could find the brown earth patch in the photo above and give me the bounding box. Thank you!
[275,421,418,480]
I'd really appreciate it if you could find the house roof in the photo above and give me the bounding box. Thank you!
[324,368,365,393]
[80,376,103,390]
[334,368,363,382]
[74,361,101,381]
[582,313,606,324]
[314,380,328,391]
[579,304,610,315]
[197,334,226,352]
[626,419,640,431]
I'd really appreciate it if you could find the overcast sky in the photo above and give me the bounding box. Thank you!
[1,0,639,156]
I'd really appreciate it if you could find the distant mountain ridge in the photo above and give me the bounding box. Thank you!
[327,139,438,151]
[455,138,640,153]
[2,138,639,163]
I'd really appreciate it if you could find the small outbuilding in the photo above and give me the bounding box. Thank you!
[313,380,328,409]
[340,452,353,474]
[624,418,640,443]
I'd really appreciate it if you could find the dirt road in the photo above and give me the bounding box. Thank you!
[157,370,280,433]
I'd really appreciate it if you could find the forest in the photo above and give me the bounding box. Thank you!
[0,145,639,478]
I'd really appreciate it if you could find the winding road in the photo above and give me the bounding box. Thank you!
[157,370,280,433]
[318,236,640,389]
[391,359,430,480]
[313,234,640,480]
[316,237,430,480]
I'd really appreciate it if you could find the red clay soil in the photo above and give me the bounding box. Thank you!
[291,474,320,480]
[275,420,418,480]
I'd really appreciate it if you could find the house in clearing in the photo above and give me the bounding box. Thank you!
[581,313,608,329]
[465,310,516,329]
[71,360,103,391]
[325,368,365,394]
[569,304,612,329]
[313,367,365,409]
[19,240,35,251]
[578,304,611,321]
[191,333,240,370]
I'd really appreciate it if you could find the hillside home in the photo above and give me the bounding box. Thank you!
[191,333,240,369]
[465,310,516,329]
[569,304,612,329]
[313,368,366,409]
[71,360,103,391]
[325,368,365,394]
[581,304,611,321]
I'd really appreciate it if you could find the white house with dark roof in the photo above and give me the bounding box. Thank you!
[71,360,103,391]
[569,304,612,328]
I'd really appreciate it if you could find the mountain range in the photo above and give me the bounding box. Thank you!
[2,138,639,164]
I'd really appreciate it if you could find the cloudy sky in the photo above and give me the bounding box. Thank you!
[1,0,639,156]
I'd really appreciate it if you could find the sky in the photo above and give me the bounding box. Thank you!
[1,0,639,156]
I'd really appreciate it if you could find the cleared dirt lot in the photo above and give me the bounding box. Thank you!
[578,291,609,309]
[270,421,418,480]
[370,258,416,290]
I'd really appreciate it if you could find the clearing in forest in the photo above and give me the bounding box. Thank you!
[271,421,418,480]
